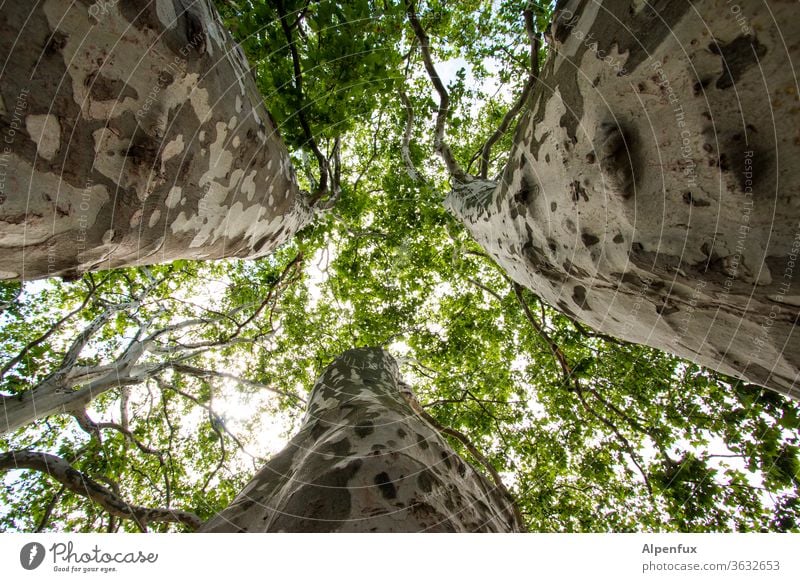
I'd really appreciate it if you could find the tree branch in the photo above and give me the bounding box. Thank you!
[0,450,201,530]
[171,364,305,405]
[512,283,653,495]
[35,484,66,532]
[275,0,329,198]
[0,278,101,379]
[405,0,467,181]
[398,90,421,181]
[478,8,540,178]
[72,409,164,458]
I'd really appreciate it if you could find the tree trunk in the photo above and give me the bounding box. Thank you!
[447,0,800,398]
[0,0,309,281]
[200,348,521,532]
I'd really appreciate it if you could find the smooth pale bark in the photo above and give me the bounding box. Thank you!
[447,0,800,398]
[200,348,521,532]
[0,0,309,280]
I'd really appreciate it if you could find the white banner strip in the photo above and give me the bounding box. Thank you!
[2,534,797,581]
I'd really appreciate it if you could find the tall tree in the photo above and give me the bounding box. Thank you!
[433,0,800,397]
[2,0,799,534]
[201,347,522,532]
[0,0,308,280]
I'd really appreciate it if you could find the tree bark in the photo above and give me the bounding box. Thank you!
[0,0,309,280]
[447,0,800,398]
[200,347,522,532]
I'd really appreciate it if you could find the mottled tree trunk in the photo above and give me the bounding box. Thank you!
[200,348,521,532]
[0,0,309,280]
[447,0,800,398]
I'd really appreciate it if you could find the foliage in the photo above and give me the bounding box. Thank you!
[1,0,798,532]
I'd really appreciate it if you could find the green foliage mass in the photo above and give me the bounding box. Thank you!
[1,1,798,532]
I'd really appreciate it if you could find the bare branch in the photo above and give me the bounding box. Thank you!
[72,409,164,458]
[171,364,305,405]
[398,90,421,181]
[405,0,466,181]
[1,279,100,378]
[35,484,65,532]
[477,8,540,178]
[275,0,329,198]
[0,450,201,530]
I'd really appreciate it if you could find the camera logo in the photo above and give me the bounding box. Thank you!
[20,542,46,570]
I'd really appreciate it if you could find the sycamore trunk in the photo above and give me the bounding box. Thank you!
[200,348,521,532]
[447,0,800,398]
[0,0,309,280]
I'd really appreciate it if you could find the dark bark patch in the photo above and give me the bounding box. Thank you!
[309,422,326,441]
[595,122,634,198]
[550,201,557,212]
[572,285,591,311]
[253,235,272,254]
[44,31,68,56]
[692,77,713,96]
[709,35,767,90]
[613,233,624,243]
[556,299,576,318]
[179,10,208,57]
[563,259,590,279]
[571,180,589,202]
[656,301,680,317]
[373,472,397,500]
[581,232,600,247]
[514,175,538,206]
[269,459,362,532]
[354,421,374,438]
[415,433,429,450]
[440,451,453,470]
[417,471,434,493]
[85,71,138,102]
[682,191,711,207]
[396,428,407,439]
[322,437,352,458]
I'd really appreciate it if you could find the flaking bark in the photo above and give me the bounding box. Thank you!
[447,0,800,398]
[0,0,310,280]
